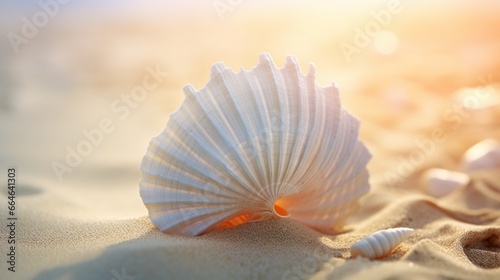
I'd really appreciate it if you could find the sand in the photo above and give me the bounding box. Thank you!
[1,1,500,279]
[2,173,500,279]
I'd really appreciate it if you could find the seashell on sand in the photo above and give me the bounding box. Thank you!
[462,139,500,172]
[139,54,372,236]
[350,228,414,259]
[421,168,470,198]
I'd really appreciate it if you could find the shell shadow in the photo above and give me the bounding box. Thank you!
[32,219,341,280]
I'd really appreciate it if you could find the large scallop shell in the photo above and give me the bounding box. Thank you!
[139,54,371,236]
[350,228,414,259]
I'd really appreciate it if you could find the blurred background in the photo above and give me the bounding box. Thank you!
[1,0,500,218]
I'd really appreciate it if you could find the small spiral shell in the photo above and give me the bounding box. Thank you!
[350,228,414,259]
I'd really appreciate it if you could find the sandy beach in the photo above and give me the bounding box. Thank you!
[1,0,500,279]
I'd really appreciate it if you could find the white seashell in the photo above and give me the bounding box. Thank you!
[421,168,470,198]
[350,228,414,259]
[462,139,500,172]
[139,54,371,236]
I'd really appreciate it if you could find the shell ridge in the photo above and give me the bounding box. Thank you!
[289,199,358,230]
[155,117,255,194]
[139,178,238,203]
[287,181,366,218]
[273,70,290,197]
[201,84,266,195]
[210,70,270,191]
[162,208,242,236]
[270,68,290,200]
[230,70,271,191]
[141,150,264,215]
[339,146,372,188]
[290,88,332,188]
[375,231,393,254]
[323,112,359,178]
[280,88,343,221]
[150,203,234,229]
[361,239,376,259]
[327,141,371,188]
[140,54,372,236]
[309,88,343,173]
[367,235,384,257]
[253,56,285,200]
[307,63,315,79]
[275,56,311,195]
[182,84,197,96]
[294,98,342,197]
[247,69,279,190]
[159,201,272,235]
[280,88,342,210]
[181,86,239,152]
[287,198,356,231]
[239,70,273,190]
[287,169,369,214]
[209,62,228,79]
[167,99,241,177]
[143,138,234,189]
[316,116,365,197]
[273,62,296,197]
[140,171,232,202]
[282,68,320,186]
